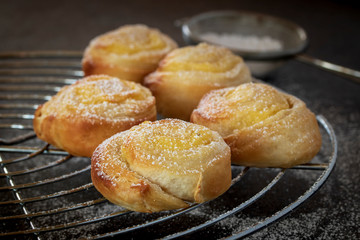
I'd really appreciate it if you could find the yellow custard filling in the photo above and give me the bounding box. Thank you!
[224,85,290,128]
[151,129,212,151]
[75,79,145,105]
[100,31,167,55]
[161,43,240,73]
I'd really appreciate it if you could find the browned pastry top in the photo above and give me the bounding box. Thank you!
[33,75,156,157]
[91,119,232,212]
[191,83,322,168]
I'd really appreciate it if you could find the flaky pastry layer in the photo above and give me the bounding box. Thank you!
[191,83,322,168]
[33,75,156,157]
[144,43,252,121]
[91,119,231,212]
[82,24,178,83]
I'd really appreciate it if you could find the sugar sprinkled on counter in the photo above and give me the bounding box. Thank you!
[200,32,283,52]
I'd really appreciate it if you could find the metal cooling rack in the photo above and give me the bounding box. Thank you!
[0,51,337,239]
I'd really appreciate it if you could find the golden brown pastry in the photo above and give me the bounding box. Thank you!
[143,43,252,121]
[191,83,322,168]
[33,75,156,157]
[82,24,178,83]
[91,119,231,213]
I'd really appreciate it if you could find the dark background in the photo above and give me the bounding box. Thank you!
[0,0,359,239]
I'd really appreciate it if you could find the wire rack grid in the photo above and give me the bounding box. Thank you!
[0,51,337,239]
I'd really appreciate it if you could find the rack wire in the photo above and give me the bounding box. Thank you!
[0,51,337,239]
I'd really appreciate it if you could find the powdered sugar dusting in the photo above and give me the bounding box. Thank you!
[121,119,228,174]
[194,83,290,137]
[88,24,177,59]
[92,119,229,181]
[200,32,284,52]
[157,43,252,86]
[92,119,230,202]
[42,75,155,123]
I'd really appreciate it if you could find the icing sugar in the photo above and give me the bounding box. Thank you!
[200,33,284,52]
[42,76,155,122]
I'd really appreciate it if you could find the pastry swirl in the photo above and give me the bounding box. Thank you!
[82,24,178,83]
[91,119,231,212]
[191,83,322,168]
[33,75,156,157]
[144,43,252,120]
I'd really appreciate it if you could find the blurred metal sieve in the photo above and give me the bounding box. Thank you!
[177,10,360,83]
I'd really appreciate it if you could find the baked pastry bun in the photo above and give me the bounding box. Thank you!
[191,83,322,168]
[33,75,156,157]
[82,24,178,83]
[91,119,231,213]
[144,43,252,121]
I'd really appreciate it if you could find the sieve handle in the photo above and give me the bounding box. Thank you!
[296,54,360,84]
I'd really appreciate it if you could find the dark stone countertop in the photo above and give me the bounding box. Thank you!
[0,0,359,239]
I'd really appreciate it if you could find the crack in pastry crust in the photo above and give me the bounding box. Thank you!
[91,119,232,213]
[191,83,322,168]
